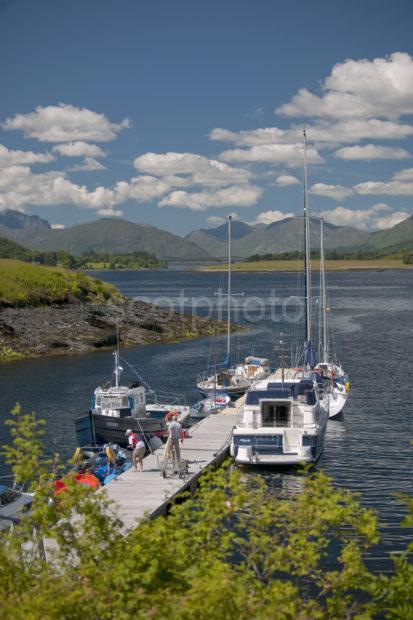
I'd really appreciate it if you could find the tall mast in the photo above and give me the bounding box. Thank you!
[227,214,232,358]
[320,218,328,363]
[114,321,121,387]
[303,130,312,344]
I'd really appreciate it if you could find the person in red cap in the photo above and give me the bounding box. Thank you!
[125,429,145,472]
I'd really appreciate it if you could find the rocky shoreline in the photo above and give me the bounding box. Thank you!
[0,297,227,360]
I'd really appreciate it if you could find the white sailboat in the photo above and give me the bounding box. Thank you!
[197,215,251,397]
[197,215,270,397]
[315,218,350,418]
[231,131,330,466]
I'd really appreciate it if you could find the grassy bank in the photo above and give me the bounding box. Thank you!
[200,258,413,272]
[0,259,121,307]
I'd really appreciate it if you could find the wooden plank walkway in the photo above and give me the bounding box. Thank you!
[102,411,238,530]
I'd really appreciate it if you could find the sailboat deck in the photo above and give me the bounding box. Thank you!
[101,410,238,530]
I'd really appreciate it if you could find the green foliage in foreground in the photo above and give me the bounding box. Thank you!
[1,406,412,619]
[0,259,121,307]
[0,235,164,269]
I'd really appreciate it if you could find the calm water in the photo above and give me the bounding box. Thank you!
[1,268,412,570]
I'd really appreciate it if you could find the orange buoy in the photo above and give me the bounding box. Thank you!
[53,472,101,495]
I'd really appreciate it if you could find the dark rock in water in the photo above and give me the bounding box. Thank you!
[0,297,226,359]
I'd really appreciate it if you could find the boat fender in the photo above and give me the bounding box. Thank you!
[72,447,83,464]
[105,446,117,464]
[345,381,350,394]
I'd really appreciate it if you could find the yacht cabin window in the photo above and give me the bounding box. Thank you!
[261,400,291,428]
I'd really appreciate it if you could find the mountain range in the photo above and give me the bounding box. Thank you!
[185,218,371,258]
[0,211,208,260]
[0,210,411,260]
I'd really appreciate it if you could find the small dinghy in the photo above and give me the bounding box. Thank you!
[53,444,133,493]
[191,392,231,418]
[0,483,33,530]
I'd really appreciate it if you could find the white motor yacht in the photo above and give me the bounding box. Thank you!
[231,131,331,465]
[231,369,329,466]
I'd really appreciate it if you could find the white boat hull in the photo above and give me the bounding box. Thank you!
[328,387,348,418]
[234,446,316,466]
[197,379,250,397]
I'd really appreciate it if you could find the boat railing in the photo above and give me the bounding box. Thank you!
[0,474,29,493]
[197,370,212,384]
[146,390,189,406]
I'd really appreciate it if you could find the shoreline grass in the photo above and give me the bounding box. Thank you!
[0,259,121,307]
[199,258,413,272]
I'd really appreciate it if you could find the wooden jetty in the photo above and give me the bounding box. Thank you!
[102,406,242,530]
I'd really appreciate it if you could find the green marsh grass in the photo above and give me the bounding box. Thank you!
[0,259,121,307]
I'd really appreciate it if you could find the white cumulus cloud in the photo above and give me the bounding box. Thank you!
[275,174,300,186]
[70,157,107,172]
[206,212,239,226]
[210,119,413,147]
[277,52,413,120]
[52,141,106,158]
[320,204,410,231]
[354,180,413,196]
[392,167,413,181]
[0,144,53,168]
[133,152,251,187]
[311,183,354,201]
[335,144,410,160]
[219,143,323,167]
[252,210,295,225]
[159,185,263,211]
[0,164,184,214]
[3,103,131,142]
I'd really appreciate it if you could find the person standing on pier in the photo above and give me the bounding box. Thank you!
[167,417,183,464]
[125,429,146,472]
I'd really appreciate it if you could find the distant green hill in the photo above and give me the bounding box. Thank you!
[0,215,210,260]
[0,236,36,261]
[186,217,368,258]
[187,215,413,258]
[0,235,164,269]
[355,215,413,251]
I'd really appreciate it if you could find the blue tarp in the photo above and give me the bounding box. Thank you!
[245,379,317,406]
[208,353,232,372]
[304,340,317,368]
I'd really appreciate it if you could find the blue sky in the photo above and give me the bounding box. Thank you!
[1,0,413,234]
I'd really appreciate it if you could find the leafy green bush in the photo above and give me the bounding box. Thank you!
[1,406,412,618]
